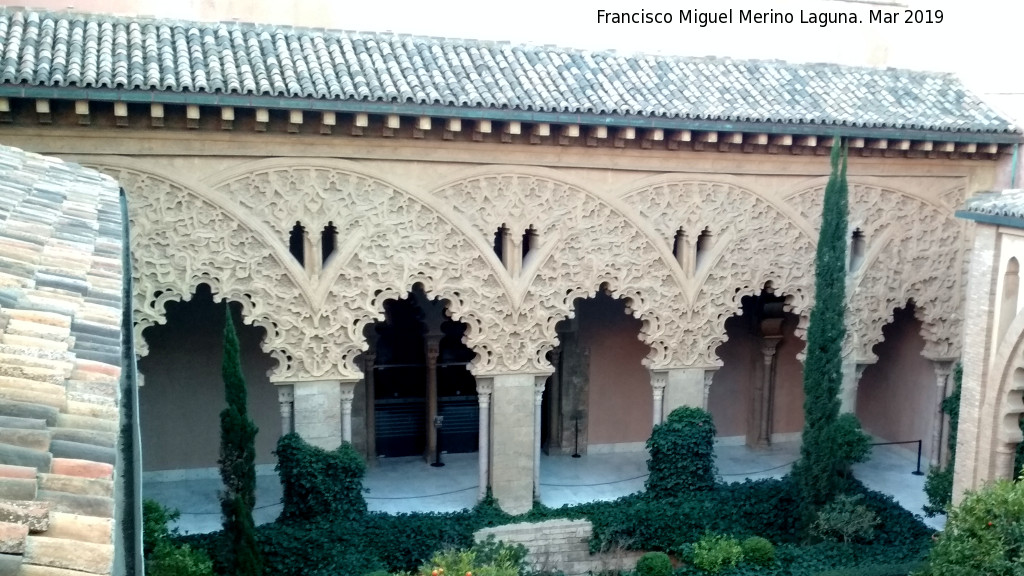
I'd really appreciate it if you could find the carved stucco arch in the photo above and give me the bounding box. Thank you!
[86,161,306,380]
[622,177,817,367]
[430,168,682,371]
[977,306,1024,482]
[206,160,512,377]
[785,181,966,363]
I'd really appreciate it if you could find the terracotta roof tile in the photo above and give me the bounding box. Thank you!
[0,8,1016,135]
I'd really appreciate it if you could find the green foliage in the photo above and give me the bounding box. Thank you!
[918,477,1024,576]
[740,537,775,567]
[815,562,927,576]
[924,363,962,516]
[636,551,673,576]
[1017,414,1024,479]
[275,432,367,522]
[793,140,867,530]
[692,533,743,573]
[418,537,527,576]
[218,306,262,576]
[811,494,879,544]
[645,406,717,498]
[143,500,215,576]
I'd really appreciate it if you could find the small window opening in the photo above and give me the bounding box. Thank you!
[523,226,539,261]
[695,227,713,268]
[850,229,865,272]
[288,222,305,265]
[672,228,686,259]
[321,222,338,264]
[494,226,507,261]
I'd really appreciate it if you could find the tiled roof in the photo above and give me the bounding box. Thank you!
[959,189,1024,228]
[0,8,1016,136]
[0,144,124,575]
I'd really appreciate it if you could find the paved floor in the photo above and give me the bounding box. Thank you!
[144,441,944,534]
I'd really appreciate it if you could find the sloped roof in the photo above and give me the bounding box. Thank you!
[0,8,1016,137]
[958,189,1024,228]
[0,144,124,575]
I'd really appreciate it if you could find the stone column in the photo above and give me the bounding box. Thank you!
[931,361,954,467]
[340,381,356,444]
[754,337,782,448]
[839,360,867,414]
[476,378,493,501]
[650,370,668,426]
[425,333,442,461]
[545,348,562,454]
[533,375,546,499]
[661,368,711,415]
[491,373,543,514]
[704,370,715,410]
[276,384,294,436]
[292,380,343,450]
[363,352,377,461]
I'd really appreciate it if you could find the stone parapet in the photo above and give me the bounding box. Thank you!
[475,519,641,576]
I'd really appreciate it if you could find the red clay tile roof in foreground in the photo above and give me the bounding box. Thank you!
[0,144,124,576]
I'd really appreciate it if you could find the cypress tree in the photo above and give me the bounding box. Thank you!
[218,305,262,576]
[791,140,866,525]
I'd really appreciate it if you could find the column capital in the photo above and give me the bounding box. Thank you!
[760,335,782,360]
[476,378,494,397]
[276,384,294,403]
[534,374,547,405]
[650,369,668,390]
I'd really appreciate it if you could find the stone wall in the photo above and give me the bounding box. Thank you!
[475,518,641,576]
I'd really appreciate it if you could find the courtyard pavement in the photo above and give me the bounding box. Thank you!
[144,441,944,534]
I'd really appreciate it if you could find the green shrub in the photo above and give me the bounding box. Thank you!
[811,494,879,544]
[919,477,1024,576]
[692,533,743,574]
[816,562,925,576]
[143,500,215,576]
[418,537,527,576]
[636,551,673,576]
[924,363,962,516]
[645,406,717,498]
[275,432,367,522]
[740,536,775,567]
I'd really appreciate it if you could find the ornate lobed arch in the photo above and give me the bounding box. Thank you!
[784,182,967,363]
[623,178,818,368]
[975,304,1024,484]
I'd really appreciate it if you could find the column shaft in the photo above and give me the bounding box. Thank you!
[276,385,294,436]
[477,379,493,501]
[534,376,546,499]
[364,353,377,461]
[650,370,667,427]
[425,335,441,461]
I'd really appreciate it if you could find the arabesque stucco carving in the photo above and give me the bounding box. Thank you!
[92,159,966,381]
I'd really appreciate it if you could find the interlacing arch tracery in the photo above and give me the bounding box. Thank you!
[209,162,510,378]
[431,171,681,371]
[786,183,966,362]
[87,163,305,379]
[623,179,817,367]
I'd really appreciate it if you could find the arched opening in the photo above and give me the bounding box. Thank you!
[708,286,805,447]
[321,221,338,264]
[288,221,305,266]
[362,286,478,461]
[850,229,866,272]
[137,283,280,472]
[542,290,652,456]
[856,302,936,460]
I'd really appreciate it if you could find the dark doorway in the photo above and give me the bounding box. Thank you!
[369,289,478,458]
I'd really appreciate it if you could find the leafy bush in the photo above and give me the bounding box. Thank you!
[918,477,1024,576]
[636,551,672,576]
[692,533,743,573]
[418,537,527,576]
[924,363,962,517]
[740,536,775,567]
[645,406,717,498]
[811,494,879,544]
[143,500,215,576]
[275,432,367,523]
